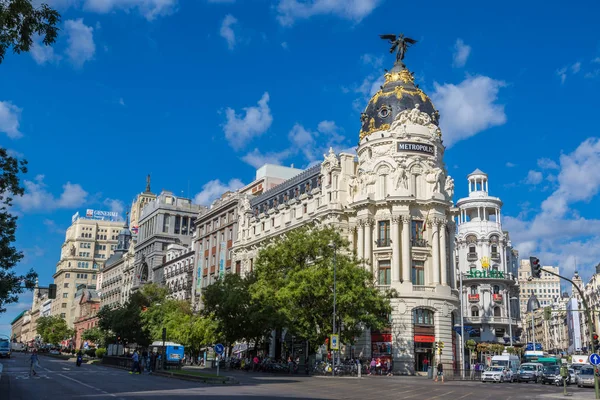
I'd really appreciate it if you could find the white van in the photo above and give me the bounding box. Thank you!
[491,354,521,374]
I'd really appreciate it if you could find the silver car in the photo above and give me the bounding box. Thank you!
[577,367,595,388]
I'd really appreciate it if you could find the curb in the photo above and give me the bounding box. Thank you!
[96,363,238,385]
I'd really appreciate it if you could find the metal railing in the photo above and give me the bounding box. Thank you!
[376,238,391,247]
[413,285,435,292]
[411,238,428,247]
[467,252,478,261]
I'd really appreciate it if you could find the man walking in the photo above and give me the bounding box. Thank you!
[129,350,140,375]
[30,349,39,376]
[434,360,444,383]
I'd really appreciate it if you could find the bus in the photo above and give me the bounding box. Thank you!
[0,339,11,358]
[537,357,560,367]
[150,341,184,365]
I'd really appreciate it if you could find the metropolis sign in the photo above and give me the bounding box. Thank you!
[466,269,505,279]
[397,142,435,155]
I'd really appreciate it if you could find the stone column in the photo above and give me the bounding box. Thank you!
[431,220,440,285]
[364,219,373,266]
[392,216,401,282]
[440,221,448,286]
[447,221,456,289]
[357,221,364,260]
[401,215,411,283]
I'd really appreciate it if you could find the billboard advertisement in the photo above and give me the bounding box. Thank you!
[85,209,119,221]
[567,298,582,353]
[196,256,203,292]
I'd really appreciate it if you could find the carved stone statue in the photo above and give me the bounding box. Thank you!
[445,176,455,199]
[425,167,443,194]
[348,175,359,200]
[379,33,418,64]
[323,147,339,170]
[395,160,409,192]
[241,195,251,212]
[70,245,76,256]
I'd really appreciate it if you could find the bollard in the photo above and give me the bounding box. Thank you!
[358,361,361,378]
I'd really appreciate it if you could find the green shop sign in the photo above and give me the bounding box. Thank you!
[466,269,504,279]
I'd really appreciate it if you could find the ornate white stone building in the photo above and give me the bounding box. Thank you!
[232,56,459,374]
[455,170,520,345]
[162,244,195,301]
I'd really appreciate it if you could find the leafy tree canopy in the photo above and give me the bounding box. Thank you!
[250,226,392,350]
[36,315,74,345]
[0,0,60,64]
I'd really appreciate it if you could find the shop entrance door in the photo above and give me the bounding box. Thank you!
[416,350,432,372]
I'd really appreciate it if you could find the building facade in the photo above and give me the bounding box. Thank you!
[73,286,100,350]
[163,244,195,301]
[52,214,124,326]
[100,218,133,309]
[455,169,520,344]
[132,191,204,292]
[518,260,561,315]
[233,56,460,374]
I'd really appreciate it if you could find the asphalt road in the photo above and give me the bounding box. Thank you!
[0,352,595,399]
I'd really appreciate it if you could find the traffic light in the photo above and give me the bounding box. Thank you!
[48,283,57,299]
[593,334,599,351]
[433,341,438,353]
[438,341,444,355]
[529,257,542,279]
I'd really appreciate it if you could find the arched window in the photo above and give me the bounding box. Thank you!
[413,308,434,325]
[470,285,478,295]
[471,307,479,317]
[494,307,502,317]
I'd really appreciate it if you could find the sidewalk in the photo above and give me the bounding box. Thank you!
[540,391,596,399]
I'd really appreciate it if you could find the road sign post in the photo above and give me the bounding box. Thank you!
[590,354,600,366]
[214,344,224,376]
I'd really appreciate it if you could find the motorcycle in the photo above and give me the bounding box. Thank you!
[554,375,569,386]
[76,354,83,367]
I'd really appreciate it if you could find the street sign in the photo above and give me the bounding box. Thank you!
[590,353,600,366]
[214,343,225,355]
[330,334,339,350]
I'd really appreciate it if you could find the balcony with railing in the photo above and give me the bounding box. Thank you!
[467,252,478,261]
[376,238,391,247]
[465,316,518,325]
[491,252,500,260]
[468,294,480,302]
[493,293,503,303]
[411,238,428,247]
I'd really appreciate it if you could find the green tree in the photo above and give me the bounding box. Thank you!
[81,327,104,347]
[466,339,476,364]
[0,0,60,63]
[0,149,35,313]
[36,315,74,344]
[250,226,391,350]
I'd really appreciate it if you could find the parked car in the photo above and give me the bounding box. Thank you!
[541,365,565,385]
[568,368,576,385]
[577,366,596,388]
[517,363,544,383]
[481,366,514,383]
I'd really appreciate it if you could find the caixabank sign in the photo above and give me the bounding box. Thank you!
[466,269,505,279]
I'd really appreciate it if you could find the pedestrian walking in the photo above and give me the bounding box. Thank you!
[129,350,141,375]
[434,361,444,383]
[30,349,39,376]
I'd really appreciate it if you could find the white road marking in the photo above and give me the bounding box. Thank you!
[57,373,116,397]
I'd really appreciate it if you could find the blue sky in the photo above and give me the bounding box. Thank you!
[1,0,599,336]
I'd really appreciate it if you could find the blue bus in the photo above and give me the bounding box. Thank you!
[0,339,11,358]
[150,341,184,365]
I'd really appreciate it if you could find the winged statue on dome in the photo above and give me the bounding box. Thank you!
[379,33,418,64]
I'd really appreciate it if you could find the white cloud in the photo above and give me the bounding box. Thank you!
[193,178,244,206]
[281,42,288,50]
[207,0,234,2]
[83,0,176,20]
[43,219,66,234]
[242,148,291,168]
[431,75,506,148]
[505,162,516,168]
[287,120,346,163]
[103,198,125,219]
[119,98,126,106]
[524,170,543,185]
[557,62,582,84]
[593,57,600,64]
[14,174,88,212]
[360,53,383,68]
[571,62,581,74]
[537,157,559,170]
[504,138,600,280]
[223,92,273,150]
[556,67,567,84]
[276,0,381,26]
[219,14,238,50]
[30,36,61,65]
[7,149,24,158]
[65,19,96,68]
[452,39,471,68]
[0,101,23,139]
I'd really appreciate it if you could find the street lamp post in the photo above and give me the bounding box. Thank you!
[527,294,541,352]
[505,290,518,347]
[328,241,337,378]
[458,268,465,378]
